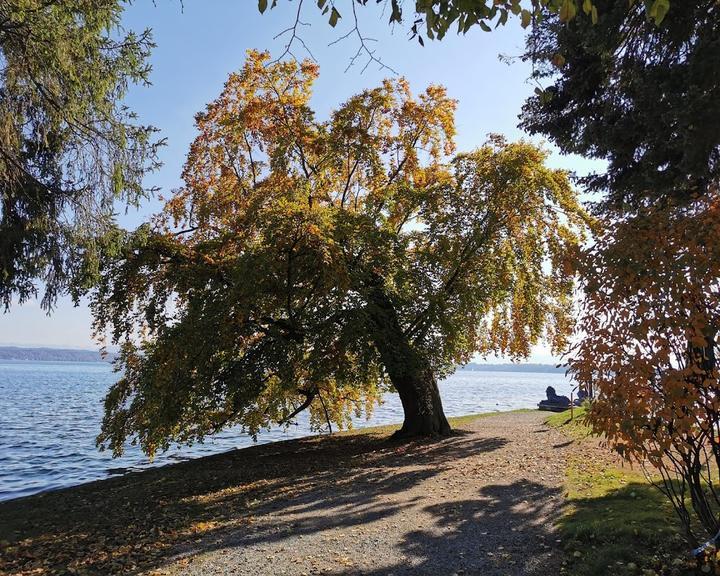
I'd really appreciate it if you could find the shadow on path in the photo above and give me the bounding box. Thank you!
[318,480,564,575]
[1,427,512,575]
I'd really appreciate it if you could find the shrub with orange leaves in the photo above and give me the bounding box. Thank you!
[570,191,720,545]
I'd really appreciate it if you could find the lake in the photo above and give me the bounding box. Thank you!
[0,361,573,501]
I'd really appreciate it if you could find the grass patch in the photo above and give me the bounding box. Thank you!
[548,408,693,575]
[544,406,593,438]
[449,408,534,427]
[559,456,688,575]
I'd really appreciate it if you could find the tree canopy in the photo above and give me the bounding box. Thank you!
[261,1,709,216]
[91,51,588,456]
[520,0,719,215]
[0,0,160,310]
[532,0,720,543]
[263,0,673,42]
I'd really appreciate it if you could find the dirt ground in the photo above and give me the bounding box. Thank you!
[0,411,577,576]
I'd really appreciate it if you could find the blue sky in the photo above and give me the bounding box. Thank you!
[0,1,596,361]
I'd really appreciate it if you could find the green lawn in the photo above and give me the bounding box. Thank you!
[546,408,693,576]
[543,406,592,438]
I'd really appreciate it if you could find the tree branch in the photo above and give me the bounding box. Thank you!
[277,387,317,425]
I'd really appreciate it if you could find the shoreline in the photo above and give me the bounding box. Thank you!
[0,409,535,505]
[0,409,534,505]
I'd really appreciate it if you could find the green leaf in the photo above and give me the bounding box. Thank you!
[520,9,532,28]
[582,0,592,15]
[649,0,670,25]
[462,15,478,33]
[426,7,436,33]
[317,0,326,8]
[390,0,402,23]
[329,6,341,27]
[559,0,577,21]
[497,9,509,27]
[258,0,268,14]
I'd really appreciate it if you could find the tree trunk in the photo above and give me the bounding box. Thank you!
[366,280,451,439]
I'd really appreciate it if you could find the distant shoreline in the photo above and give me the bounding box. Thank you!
[0,346,564,372]
[459,362,565,373]
[0,346,114,363]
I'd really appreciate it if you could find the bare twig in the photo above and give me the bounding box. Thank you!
[318,389,334,434]
[331,1,397,74]
[271,0,397,74]
[272,0,317,63]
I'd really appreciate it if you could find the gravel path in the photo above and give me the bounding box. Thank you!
[159,411,573,576]
[1,411,576,576]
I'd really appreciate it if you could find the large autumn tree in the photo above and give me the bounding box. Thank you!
[91,51,587,456]
[0,0,160,310]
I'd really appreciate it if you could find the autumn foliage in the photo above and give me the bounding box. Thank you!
[570,192,720,544]
[91,50,588,456]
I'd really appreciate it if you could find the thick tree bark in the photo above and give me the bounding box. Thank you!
[366,280,451,438]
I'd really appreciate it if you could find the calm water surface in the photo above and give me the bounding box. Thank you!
[0,361,573,501]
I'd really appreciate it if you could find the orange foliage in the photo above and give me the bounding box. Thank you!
[570,191,720,542]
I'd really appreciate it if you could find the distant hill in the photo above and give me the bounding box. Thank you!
[459,362,565,374]
[0,346,115,363]
[0,347,563,372]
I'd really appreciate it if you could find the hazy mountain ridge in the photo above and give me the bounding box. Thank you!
[0,346,115,363]
[0,347,563,372]
[459,362,565,373]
